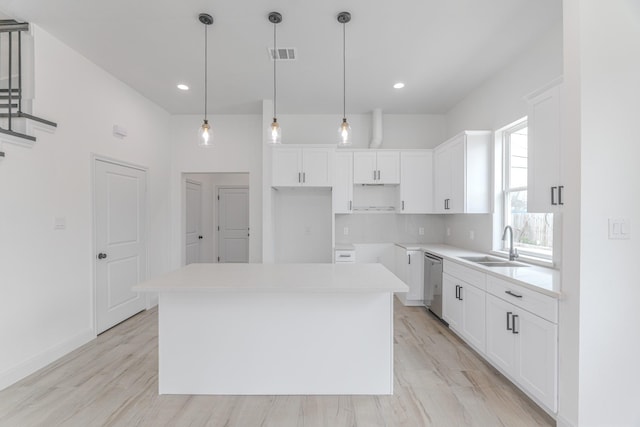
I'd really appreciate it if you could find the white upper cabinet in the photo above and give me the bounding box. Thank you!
[399,151,433,214]
[353,151,400,184]
[333,151,353,214]
[272,146,334,187]
[434,131,492,214]
[526,78,563,213]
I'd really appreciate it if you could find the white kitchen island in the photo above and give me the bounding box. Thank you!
[133,263,408,395]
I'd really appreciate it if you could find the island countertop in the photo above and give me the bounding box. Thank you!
[133,262,409,293]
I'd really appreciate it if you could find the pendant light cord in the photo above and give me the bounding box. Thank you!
[342,22,346,120]
[204,22,208,121]
[273,22,277,119]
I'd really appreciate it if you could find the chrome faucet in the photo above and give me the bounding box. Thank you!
[502,225,519,261]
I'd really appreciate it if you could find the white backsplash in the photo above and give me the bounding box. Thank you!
[335,214,445,245]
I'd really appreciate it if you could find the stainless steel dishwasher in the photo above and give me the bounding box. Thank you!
[423,252,444,321]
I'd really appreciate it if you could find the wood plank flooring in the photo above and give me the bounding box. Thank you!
[0,299,554,426]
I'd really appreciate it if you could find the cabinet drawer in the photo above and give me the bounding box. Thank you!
[486,275,558,323]
[334,250,356,263]
[443,260,486,290]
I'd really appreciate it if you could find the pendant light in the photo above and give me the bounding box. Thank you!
[337,11,352,147]
[268,12,283,144]
[198,13,214,147]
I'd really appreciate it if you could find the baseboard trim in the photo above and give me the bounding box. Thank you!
[555,413,576,427]
[0,328,95,391]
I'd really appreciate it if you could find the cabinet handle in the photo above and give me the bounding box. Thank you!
[506,311,513,331]
[505,290,523,299]
[558,185,564,205]
[373,170,376,181]
[408,254,411,265]
[298,172,301,183]
[551,186,557,205]
[455,285,459,299]
[459,285,463,301]
[349,200,352,211]
[402,200,405,211]
[302,172,306,183]
[512,314,519,334]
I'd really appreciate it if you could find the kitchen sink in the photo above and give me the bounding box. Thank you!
[459,256,530,268]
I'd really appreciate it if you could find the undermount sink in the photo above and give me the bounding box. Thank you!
[459,255,530,268]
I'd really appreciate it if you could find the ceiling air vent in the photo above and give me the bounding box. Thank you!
[269,47,296,61]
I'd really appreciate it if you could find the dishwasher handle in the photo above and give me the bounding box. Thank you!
[424,253,443,264]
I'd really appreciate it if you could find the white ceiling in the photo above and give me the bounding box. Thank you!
[0,0,561,115]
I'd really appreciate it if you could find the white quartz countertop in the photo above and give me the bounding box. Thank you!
[133,263,408,293]
[395,243,560,297]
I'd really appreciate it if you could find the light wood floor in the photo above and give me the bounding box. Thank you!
[0,299,554,427]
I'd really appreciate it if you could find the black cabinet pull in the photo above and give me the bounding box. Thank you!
[551,186,557,205]
[455,285,459,299]
[298,172,301,183]
[349,200,352,211]
[303,172,306,183]
[506,312,513,331]
[408,254,411,265]
[505,290,523,299]
[558,185,564,205]
[512,314,519,334]
[373,170,376,181]
[402,201,405,211]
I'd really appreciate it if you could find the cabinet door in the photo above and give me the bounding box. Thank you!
[393,245,408,283]
[442,274,462,330]
[516,309,558,412]
[333,152,353,213]
[272,148,302,187]
[302,148,333,187]
[406,250,424,301]
[433,146,450,213]
[448,138,466,213]
[485,294,517,375]
[400,151,433,214]
[353,152,377,184]
[527,84,561,213]
[376,151,400,184]
[460,283,486,352]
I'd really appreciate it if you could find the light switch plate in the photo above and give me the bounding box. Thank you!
[608,218,631,240]
[418,227,425,235]
[53,217,66,230]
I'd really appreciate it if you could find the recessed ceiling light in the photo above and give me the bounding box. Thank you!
[393,82,405,89]
[177,84,189,91]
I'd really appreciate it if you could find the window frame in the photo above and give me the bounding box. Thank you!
[499,118,553,262]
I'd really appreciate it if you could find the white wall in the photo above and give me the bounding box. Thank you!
[273,188,333,263]
[442,21,563,252]
[561,1,640,425]
[169,115,262,267]
[183,173,250,263]
[276,113,446,149]
[0,26,172,389]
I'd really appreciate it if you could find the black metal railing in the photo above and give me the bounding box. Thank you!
[0,19,57,144]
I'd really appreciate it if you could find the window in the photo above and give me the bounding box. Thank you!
[502,119,553,260]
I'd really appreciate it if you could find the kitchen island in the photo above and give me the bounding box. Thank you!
[133,263,408,395]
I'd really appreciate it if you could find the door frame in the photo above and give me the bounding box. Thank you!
[91,154,150,335]
[185,178,203,264]
[215,185,250,263]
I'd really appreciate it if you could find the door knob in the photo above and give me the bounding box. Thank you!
[97,253,107,260]
[198,235,203,240]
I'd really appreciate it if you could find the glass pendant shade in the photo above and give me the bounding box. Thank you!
[270,118,282,144]
[338,118,352,146]
[199,119,212,147]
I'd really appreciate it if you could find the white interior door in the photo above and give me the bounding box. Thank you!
[185,180,202,265]
[218,187,249,263]
[94,159,147,334]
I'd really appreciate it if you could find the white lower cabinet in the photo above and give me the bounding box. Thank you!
[442,260,558,415]
[486,294,558,413]
[442,271,486,353]
[394,246,423,306]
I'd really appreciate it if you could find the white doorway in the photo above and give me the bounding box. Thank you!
[217,186,250,263]
[185,180,203,265]
[94,158,147,334]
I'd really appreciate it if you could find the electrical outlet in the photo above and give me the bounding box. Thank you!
[446,227,451,237]
[305,226,312,235]
[419,227,425,236]
[343,227,349,236]
[469,230,475,240]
